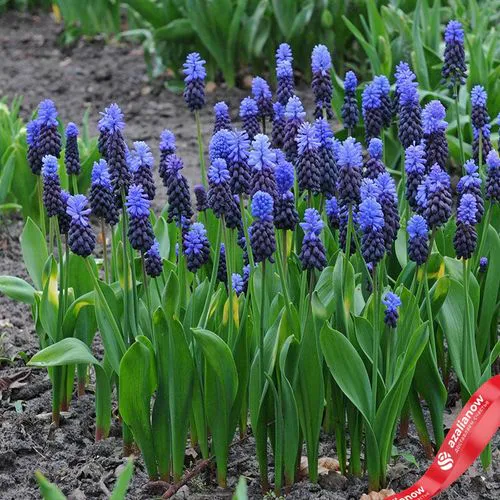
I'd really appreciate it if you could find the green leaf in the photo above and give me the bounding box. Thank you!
[168,316,195,481]
[35,471,66,500]
[320,324,372,422]
[21,217,48,290]
[232,476,248,500]
[295,309,324,482]
[193,327,238,485]
[119,337,158,479]
[28,337,99,367]
[40,256,59,343]
[154,19,195,41]
[110,459,134,500]
[0,276,36,304]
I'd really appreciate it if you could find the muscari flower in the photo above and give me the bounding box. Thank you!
[362,83,383,143]
[397,78,423,149]
[144,240,163,278]
[416,164,452,229]
[26,119,42,175]
[64,122,80,176]
[394,61,416,116]
[213,101,231,133]
[358,196,385,266]
[442,20,467,91]
[89,159,119,225]
[315,118,337,196]
[183,52,206,111]
[37,99,62,161]
[300,208,327,271]
[326,196,340,230]
[67,194,96,258]
[276,43,293,64]
[183,222,210,273]
[360,178,381,201]
[194,184,208,212]
[248,134,277,200]
[311,44,333,120]
[100,103,131,200]
[337,137,363,205]
[232,273,245,296]
[471,86,492,164]
[453,193,478,260]
[407,214,429,266]
[130,141,155,201]
[126,184,155,253]
[158,129,176,186]
[58,190,72,235]
[227,129,251,195]
[274,156,298,231]
[485,150,500,203]
[341,71,359,131]
[217,243,227,284]
[422,100,448,170]
[373,75,392,128]
[405,143,426,210]
[250,191,276,263]
[209,129,232,163]
[42,155,63,217]
[272,102,286,149]
[276,60,294,107]
[165,154,193,224]
[252,77,273,120]
[284,95,306,162]
[296,122,321,194]
[364,138,386,179]
[207,158,236,222]
[479,257,488,273]
[457,160,484,222]
[382,292,401,328]
[240,97,260,141]
[376,172,400,253]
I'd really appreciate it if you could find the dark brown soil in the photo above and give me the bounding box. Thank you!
[0,9,498,500]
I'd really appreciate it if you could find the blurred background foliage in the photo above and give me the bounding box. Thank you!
[2,0,497,92]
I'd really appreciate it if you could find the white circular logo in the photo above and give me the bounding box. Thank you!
[437,451,454,471]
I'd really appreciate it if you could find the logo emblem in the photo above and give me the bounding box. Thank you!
[437,451,454,471]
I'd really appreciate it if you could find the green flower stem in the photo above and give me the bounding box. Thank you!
[222,220,235,348]
[259,260,267,390]
[195,111,207,187]
[239,196,255,269]
[275,230,293,323]
[261,116,266,135]
[37,176,46,237]
[342,204,354,296]
[154,277,162,304]
[177,225,187,313]
[111,225,118,282]
[474,201,492,270]
[424,265,437,361]
[478,129,483,173]
[454,88,465,170]
[371,265,381,413]
[141,252,153,337]
[120,199,131,344]
[199,219,222,328]
[101,219,110,283]
[71,175,78,195]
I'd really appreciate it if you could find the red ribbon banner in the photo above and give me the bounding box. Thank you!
[387,374,500,500]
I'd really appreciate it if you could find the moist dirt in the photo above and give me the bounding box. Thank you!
[0,9,498,500]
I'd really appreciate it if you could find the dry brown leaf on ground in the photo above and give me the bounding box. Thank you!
[360,489,395,499]
[299,456,341,478]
